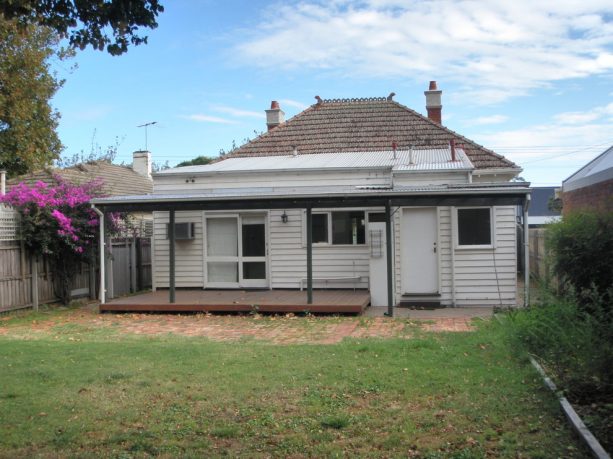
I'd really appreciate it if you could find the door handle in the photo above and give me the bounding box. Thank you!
[433,242,437,253]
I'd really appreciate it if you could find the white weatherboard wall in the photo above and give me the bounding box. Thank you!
[153,211,204,288]
[394,206,517,307]
[452,206,517,306]
[269,209,370,289]
[154,170,392,194]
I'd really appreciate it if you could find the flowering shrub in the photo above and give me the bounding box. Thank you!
[1,176,113,304]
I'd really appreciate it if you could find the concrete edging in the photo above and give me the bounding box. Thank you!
[529,356,610,459]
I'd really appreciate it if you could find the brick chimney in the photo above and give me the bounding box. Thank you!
[424,81,442,124]
[132,150,152,179]
[266,101,285,131]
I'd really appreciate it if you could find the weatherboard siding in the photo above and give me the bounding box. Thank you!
[269,209,370,290]
[153,211,204,288]
[392,172,468,186]
[151,205,517,307]
[452,206,517,306]
[152,168,472,194]
[393,206,517,307]
[153,170,392,194]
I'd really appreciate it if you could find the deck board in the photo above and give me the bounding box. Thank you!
[101,289,370,314]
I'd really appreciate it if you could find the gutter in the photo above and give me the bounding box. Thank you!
[91,186,532,206]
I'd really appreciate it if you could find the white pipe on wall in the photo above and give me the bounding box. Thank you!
[92,206,106,304]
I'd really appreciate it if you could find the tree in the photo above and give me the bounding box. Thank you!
[175,156,214,168]
[0,177,122,304]
[0,17,71,177]
[0,0,164,55]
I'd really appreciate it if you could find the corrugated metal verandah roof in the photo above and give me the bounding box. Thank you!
[91,182,531,212]
[157,147,474,175]
[221,97,519,171]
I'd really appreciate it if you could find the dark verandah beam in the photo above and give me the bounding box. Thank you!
[169,210,176,303]
[306,204,313,304]
[385,200,394,317]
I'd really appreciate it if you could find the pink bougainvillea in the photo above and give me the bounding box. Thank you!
[0,175,119,305]
[1,176,105,256]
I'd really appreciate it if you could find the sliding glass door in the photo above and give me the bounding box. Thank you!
[205,214,267,288]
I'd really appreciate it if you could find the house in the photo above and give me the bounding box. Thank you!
[92,82,531,314]
[6,150,153,197]
[523,187,561,227]
[562,145,613,214]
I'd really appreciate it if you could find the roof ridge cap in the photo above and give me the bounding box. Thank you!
[321,97,388,103]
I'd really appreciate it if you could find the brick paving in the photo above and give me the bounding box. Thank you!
[0,305,476,344]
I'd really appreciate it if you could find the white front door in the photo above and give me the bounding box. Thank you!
[205,214,268,288]
[368,213,388,306]
[401,208,438,294]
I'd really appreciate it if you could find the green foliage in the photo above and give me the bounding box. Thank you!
[175,155,214,168]
[55,132,121,168]
[546,211,613,309]
[0,17,71,177]
[1,0,164,55]
[503,291,612,401]
[547,196,562,213]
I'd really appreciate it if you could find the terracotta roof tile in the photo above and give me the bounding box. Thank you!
[225,98,518,170]
[7,161,153,196]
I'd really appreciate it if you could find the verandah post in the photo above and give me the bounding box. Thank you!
[169,210,176,304]
[385,200,394,317]
[306,204,313,304]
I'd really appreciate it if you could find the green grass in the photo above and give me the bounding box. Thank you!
[0,315,587,458]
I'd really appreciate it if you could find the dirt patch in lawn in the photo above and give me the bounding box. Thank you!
[0,305,474,344]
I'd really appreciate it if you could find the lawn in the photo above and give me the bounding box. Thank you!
[0,308,587,458]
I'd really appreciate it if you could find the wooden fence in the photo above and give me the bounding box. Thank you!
[0,241,91,313]
[529,228,552,282]
[0,206,151,313]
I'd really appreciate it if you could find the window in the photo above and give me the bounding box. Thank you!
[332,211,365,244]
[308,211,366,245]
[312,213,328,243]
[456,208,492,247]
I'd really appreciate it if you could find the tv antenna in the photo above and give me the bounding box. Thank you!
[137,121,157,150]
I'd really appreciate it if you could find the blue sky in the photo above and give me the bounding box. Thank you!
[52,1,613,186]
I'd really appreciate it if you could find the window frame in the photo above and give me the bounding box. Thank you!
[454,206,496,249]
[303,210,367,247]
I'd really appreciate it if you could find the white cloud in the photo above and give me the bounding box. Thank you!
[474,102,613,168]
[180,114,238,124]
[234,1,613,104]
[279,98,309,110]
[213,105,265,118]
[553,102,613,124]
[468,114,509,125]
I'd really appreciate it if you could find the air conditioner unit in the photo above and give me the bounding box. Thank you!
[167,222,195,240]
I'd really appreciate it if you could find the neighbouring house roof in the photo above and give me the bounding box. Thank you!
[224,97,519,171]
[563,145,613,192]
[529,187,561,217]
[8,161,153,196]
[527,187,562,225]
[157,147,474,176]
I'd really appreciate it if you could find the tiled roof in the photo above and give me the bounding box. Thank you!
[225,97,518,170]
[8,161,153,196]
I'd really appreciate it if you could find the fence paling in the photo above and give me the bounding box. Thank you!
[0,238,151,313]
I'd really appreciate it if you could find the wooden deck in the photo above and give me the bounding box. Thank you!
[101,289,371,314]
